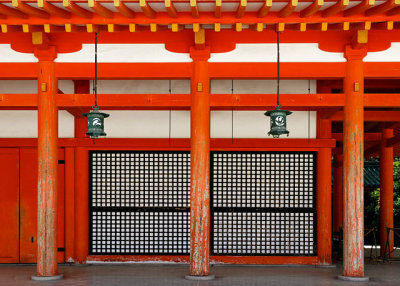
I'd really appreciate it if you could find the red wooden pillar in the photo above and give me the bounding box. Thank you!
[380,125,394,257]
[74,81,90,263]
[32,47,63,280]
[186,47,214,280]
[339,46,368,281]
[333,154,343,234]
[317,118,332,265]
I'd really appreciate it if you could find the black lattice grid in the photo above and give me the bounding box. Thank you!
[89,151,191,255]
[211,151,317,256]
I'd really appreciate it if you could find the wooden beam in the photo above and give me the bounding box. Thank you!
[215,0,222,18]
[88,0,113,18]
[344,0,374,16]
[323,0,349,17]
[301,0,323,17]
[332,111,400,122]
[140,0,156,18]
[237,0,247,18]
[63,0,92,18]
[366,0,400,16]
[0,3,27,18]
[387,135,400,147]
[12,0,49,18]
[280,0,298,17]
[38,0,71,19]
[165,0,178,18]
[258,0,272,17]
[114,0,135,18]
[190,0,199,18]
[332,133,381,142]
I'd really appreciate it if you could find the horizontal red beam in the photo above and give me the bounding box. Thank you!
[1,93,400,108]
[332,132,381,141]
[0,138,335,148]
[331,111,400,122]
[0,11,398,25]
[1,63,400,79]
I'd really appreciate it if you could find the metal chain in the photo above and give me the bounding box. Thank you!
[93,32,99,110]
[276,27,281,109]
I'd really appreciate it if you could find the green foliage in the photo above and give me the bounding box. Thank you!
[366,158,400,229]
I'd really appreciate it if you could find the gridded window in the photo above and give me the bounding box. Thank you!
[211,151,316,256]
[89,151,190,255]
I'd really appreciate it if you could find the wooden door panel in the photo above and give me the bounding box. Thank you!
[20,148,65,263]
[0,148,19,263]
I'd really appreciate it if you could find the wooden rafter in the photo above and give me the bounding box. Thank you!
[63,0,92,18]
[215,0,222,18]
[88,0,113,18]
[280,0,298,18]
[300,0,323,18]
[258,0,272,17]
[140,0,156,18]
[323,0,349,17]
[344,0,374,16]
[387,5,400,15]
[236,0,247,18]
[64,23,85,32]
[190,0,199,18]
[114,0,135,18]
[38,0,71,18]
[165,0,178,18]
[366,0,400,16]
[0,3,26,18]
[12,0,49,18]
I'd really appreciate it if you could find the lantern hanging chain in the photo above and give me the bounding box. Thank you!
[276,28,281,109]
[93,32,99,110]
[169,80,172,144]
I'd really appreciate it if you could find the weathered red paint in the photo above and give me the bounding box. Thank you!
[380,125,394,257]
[316,118,332,265]
[35,47,59,277]
[64,147,75,262]
[342,46,366,278]
[74,147,89,263]
[333,154,343,233]
[189,46,211,276]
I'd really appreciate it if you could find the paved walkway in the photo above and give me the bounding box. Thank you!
[0,262,399,286]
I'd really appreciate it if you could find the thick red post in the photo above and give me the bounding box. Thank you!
[317,118,332,265]
[333,154,343,233]
[74,80,90,263]
[186,46,213,280]
[33,47,63,281]
[339,46,368,281]
[380,125,394,257]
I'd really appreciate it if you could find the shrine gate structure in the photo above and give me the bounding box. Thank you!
[0,0,399,282]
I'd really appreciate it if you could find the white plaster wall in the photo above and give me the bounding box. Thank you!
[0,110,74,138]
[92,80,190,94]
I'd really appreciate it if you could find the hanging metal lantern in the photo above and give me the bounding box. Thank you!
[83,108,109,139]
[265,106,292,138]
[265,28,292,138]
[83,32,109,140]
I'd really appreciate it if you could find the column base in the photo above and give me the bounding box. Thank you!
[185,275,215,281]
[32,274,63,281]
[338,275,369,282]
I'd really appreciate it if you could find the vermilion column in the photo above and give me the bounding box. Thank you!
[333,154,343,234]
[187,47,213,279]
[380,125,394,257]
[317,118,332,265]
[33,47,63,280]
[74,80,90,263]
[340,46,368,281]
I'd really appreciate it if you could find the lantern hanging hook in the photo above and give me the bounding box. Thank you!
[275,25,281,110]
[92,32,99,111]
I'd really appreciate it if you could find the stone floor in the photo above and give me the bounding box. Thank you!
[0,262,399,286]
